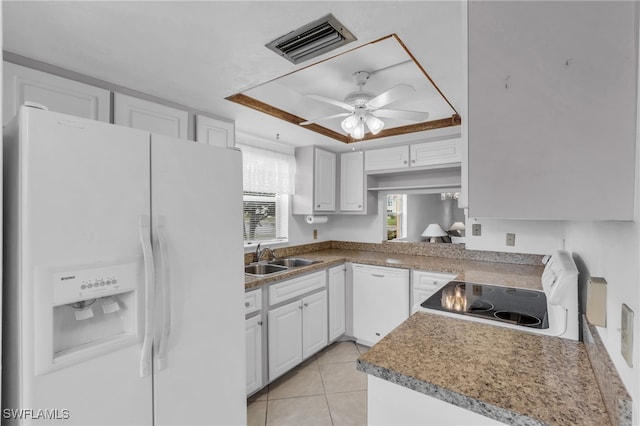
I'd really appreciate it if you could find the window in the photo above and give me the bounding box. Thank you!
[238,143,295,247]
[386,194,407,241]
[243,192,288,244]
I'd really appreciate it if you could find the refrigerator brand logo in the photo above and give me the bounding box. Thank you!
[2,408,70,420]
[60,276,76,281]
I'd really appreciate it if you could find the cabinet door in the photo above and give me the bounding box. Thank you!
[328,265,346,341]
[3,62,110,125]
[340,151,364,212]
[364,145,409,172]
[410,140,461,168]
[468,2,636,220]
[196,114,235,147]
[314,149,336,211]
[302,291,328,359]
[352,265,409,345]
[245,314,263,395]
[268,300,302,380]
[114,93,188,139]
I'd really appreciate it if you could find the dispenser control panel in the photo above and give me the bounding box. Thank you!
[52,262,138,306]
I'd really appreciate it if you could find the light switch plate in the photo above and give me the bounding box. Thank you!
[621,304,633,367]
[472,224,481,236]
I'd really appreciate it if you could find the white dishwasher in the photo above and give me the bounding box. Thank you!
[352,264,410,346]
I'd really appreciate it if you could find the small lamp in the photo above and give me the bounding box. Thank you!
[421,223,447,243]
[448,222,466,237]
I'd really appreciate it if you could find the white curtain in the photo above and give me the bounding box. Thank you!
[238,144,295,194]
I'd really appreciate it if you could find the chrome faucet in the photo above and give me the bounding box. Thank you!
[255,243,274,262]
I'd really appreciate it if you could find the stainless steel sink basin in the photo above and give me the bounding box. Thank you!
[244,257,320,276]
[268,258,320,268]
[244,263,288,276]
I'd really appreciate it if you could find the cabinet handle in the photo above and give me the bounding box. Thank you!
[411,159,416,164]
[317,204,321,208]
[258,321,263,326]
[371,274,385,278]
[403,160,408,164]
[358,205,362,208]
[375,332,381,336]
[299,305,303,310]
[245,302,250,307]
[304,303,309,307]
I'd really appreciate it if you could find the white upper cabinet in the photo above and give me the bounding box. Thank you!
[410,140,461,168]
[364,139,461,173]
[340,151,365,212]
[293,146,336,215]
[314,149,337,211]
[114,93,188,139]
[365,145,409,172]
[196,114,235,147]
[3,62,110,124]
[468,2,636,220]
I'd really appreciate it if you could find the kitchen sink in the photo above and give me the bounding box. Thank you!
[244,263,288,276]
[267,258,320,268]
[244,257,320,276]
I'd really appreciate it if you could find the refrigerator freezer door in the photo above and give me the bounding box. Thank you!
[5,108,153,425]
[151,135,246,425]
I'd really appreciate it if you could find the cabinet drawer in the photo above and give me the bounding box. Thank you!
[269,271,326,306]
[412,271,457,290]
[245,288,262,315]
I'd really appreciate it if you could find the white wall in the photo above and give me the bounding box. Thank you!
[464,219,565,255]
[564,220,639,417]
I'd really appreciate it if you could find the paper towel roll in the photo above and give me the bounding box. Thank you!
[305,215,328,224]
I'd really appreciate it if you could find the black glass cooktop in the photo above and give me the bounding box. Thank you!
[420,281,549,329]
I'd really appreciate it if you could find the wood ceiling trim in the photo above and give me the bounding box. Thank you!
[227,33,461,144]
[226,93,350,143]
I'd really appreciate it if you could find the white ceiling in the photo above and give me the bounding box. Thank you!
[2,1,465,152]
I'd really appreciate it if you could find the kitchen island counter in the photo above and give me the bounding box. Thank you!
[357,311,610,426]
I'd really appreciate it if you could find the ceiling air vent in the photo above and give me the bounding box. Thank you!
[266,14,356,64]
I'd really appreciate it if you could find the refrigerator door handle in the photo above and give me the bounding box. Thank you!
[139,215,155,377]
[155,223,171,371]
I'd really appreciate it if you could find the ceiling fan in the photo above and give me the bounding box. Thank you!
[300,70,430,139]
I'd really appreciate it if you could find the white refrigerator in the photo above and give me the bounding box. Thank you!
[2,106,246,425]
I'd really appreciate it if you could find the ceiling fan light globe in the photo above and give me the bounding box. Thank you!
[353,122,365,139]
[341,115,358,132]
[365,115,385,135]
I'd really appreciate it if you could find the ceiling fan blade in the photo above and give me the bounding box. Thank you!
[367,84,415,109]
[300,112,351,126]
[306,94,353,112]
[372,108,430,122]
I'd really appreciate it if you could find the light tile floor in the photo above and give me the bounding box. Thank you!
[248,341,370,426]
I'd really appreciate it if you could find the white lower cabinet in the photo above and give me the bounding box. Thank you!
[268,290,327,381]
[328,264,346,341]
[411,271,457,313]
[352,264,409,346]
[245,314,263,395]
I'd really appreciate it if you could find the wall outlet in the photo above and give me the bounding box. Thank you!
[621,304,634,367]
[471,224,481,236]
[313,229,318,240]
[506,233,516,246]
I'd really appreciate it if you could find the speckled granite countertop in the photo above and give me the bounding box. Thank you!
[244,248,545,290]
[357,312,610,426]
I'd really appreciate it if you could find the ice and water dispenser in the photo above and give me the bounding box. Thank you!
[36,261,141,374]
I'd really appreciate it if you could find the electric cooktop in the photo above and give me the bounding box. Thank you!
[420,280,549,329]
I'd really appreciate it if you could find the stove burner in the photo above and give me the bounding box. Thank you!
[503,288,541,299]
[493,311,542,327]
[467,299,494,312]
